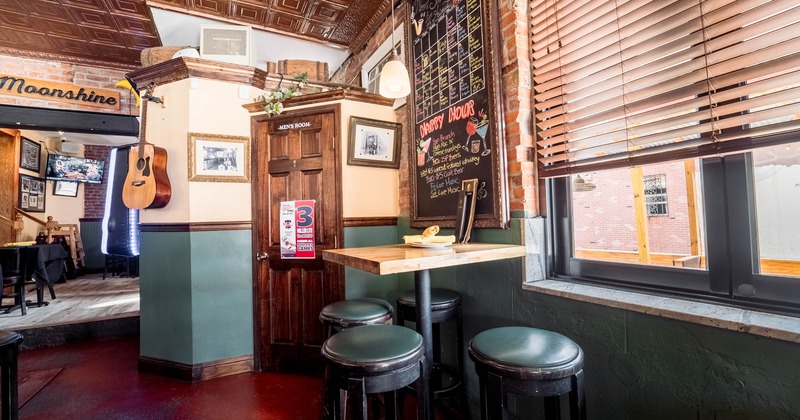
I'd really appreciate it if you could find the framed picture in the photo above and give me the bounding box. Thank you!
[20,137,41,172]
[18,174,45,212]
[347,117,402,169]
[53,180,79,197]
[187,132,251,182]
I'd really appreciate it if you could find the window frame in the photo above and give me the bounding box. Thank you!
[360,23,406,109]
[547,152,800,314]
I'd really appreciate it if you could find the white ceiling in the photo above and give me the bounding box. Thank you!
[21,8,353,147]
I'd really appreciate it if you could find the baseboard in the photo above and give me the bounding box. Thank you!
[138,354,254,381]
[18,316,140,350]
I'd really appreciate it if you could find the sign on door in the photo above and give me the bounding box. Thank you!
[280,200,316,259]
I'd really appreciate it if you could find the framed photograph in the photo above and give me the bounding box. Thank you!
[187,132,251,182]
[53,181,79,197]
[18,174,45,212]
[347,117,402,169]
[20,137,41,172]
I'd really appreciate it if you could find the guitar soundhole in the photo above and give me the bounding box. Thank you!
[136,158,146,171]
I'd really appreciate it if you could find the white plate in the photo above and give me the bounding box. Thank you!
[409,242,453,248]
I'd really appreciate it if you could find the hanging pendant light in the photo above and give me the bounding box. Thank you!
[379,0,411,99]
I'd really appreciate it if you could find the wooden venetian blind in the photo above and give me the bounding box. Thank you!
[531,0,800,177]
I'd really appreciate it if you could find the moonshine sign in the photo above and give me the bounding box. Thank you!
[0,75,120,110]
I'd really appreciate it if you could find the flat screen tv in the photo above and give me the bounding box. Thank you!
[45,154,106,184]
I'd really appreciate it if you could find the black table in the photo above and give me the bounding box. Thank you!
[1,244,66,311]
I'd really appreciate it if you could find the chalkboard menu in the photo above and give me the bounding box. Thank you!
[408,0,508,228]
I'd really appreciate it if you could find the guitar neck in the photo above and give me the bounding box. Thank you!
[138,89,150,159]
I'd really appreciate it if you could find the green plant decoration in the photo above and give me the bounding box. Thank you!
[255,72,310,116]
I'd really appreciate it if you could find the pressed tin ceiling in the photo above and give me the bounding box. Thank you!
[0,0,389,70]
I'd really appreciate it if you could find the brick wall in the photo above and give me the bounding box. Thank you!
[329,0,536,218]
[82,145,112,218]
[0,53,137,115]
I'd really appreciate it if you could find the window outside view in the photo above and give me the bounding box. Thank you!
[572,151,800,279]
[753,142,800,278]
[571,160,706,269]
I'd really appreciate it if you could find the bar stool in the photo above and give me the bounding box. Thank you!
[320,298,394,418]
[469,326,586,420]
[0,331,23,420]
[396,288,464,400]
[322,324,425,420]
[319,298,394,338]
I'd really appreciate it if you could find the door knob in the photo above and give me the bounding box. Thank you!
[256,252,268,261]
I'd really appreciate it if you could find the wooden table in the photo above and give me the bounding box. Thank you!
[323,242,526,420]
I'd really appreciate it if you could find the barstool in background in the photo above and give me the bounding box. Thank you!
[319,298,394,339]
[0,331,23,420]
[396,288,464,404]
[469,326,586,420]
[322,324,425,420]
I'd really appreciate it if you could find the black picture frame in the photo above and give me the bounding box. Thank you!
[347,116,402,169]
[20,137,41,172]
[53,180,79,197]
[19,174,46,212]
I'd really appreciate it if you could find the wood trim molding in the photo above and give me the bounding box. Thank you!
[243,90,393,114]
[139,221,253,233]
[343,217,398,227]
[138,355,253,382]
[0,47,140,71]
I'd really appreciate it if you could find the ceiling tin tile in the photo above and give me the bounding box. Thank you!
[271,0,308,16]
[39,18,86,40]
[231,2,267,26]
[114,15,158,35]
[302,19,332,39]
[81,26,127,46]
[269,10,302,32]
[68,7,117,29]
[106,0,152,18]
[60,0,105,11]
[21,1,70,21]
[308,1,344,24]
[190,0,230,17]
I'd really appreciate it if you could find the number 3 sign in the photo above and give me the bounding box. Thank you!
[279,200,316,259]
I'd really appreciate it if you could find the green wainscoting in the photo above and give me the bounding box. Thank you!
[139,229,253,366]
[78,220,104,270]
[343,225,400,302]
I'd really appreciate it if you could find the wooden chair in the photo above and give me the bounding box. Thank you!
[0,248,29,316]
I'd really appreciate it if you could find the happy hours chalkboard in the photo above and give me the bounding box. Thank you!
[408,0,508,228]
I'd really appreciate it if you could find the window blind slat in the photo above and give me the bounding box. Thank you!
[533,0,800,177]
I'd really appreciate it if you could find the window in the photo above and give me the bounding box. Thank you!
[643,174,668,217]
[361,24,406,108]
[534,1,800,311]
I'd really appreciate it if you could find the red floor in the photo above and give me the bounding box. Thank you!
[18,337,323,420]
[17,338,463,419]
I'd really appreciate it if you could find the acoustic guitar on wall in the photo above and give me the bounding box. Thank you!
[122,84,171,209]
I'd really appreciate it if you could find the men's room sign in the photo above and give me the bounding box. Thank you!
[280,200,316,259]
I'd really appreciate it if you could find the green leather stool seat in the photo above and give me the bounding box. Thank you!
[322,325,425,419]
[469,326,586,420]
[320,298,393,337]
[396,288,465,409]
[397,288,461,311]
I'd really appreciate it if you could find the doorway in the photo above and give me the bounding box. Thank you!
[252,105,344,371]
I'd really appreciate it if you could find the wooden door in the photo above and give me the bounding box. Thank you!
[0,129,20,245]
[252,107,343,371]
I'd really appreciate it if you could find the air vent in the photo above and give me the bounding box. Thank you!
[59,141,81,154]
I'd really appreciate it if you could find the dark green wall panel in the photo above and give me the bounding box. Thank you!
[343,225,400,303]
[79,220,104,270]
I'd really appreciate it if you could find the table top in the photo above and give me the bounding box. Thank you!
[322,243,526,275]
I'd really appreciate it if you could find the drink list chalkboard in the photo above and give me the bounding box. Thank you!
[409,0,508,228]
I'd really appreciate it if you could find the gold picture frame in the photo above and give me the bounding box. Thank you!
[187,133,251,182]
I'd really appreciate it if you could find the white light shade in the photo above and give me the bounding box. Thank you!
[379,56,411,98]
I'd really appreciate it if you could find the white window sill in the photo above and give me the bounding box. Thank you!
[522,279,800,344]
